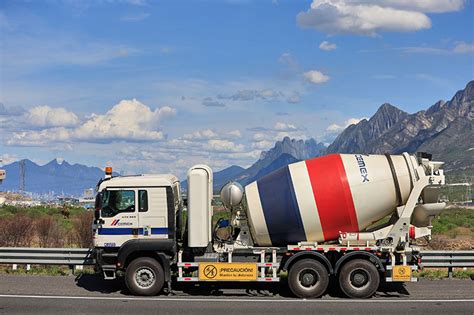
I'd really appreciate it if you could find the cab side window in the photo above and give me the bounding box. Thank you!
[139,190,148,212]
[101,190,135,217]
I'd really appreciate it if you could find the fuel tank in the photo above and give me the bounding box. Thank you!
[244,153,423,246]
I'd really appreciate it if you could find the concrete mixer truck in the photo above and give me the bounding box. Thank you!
[92,152,445,298]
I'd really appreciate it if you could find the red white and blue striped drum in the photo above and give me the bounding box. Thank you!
[244,153,419,246]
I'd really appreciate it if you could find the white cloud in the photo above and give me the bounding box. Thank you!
[0,153,19,165]
[74,99,175,142]
[183,129,219,140]
[274,122,298,131]
[319,41,337,51]
[25,105,80,128]
[297,0,463,36]
[453,41,474,54]
[360,42,474,55]
[304,70,330,84]
[6,127,72,146]
[252,140,273,150]
[326,117,366,133]
[6,99,176,146]
[207,139,245,153]
[227,130,242,138]
[252,132,268,142]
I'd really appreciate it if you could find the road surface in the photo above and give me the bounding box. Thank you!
[0,274,472,314]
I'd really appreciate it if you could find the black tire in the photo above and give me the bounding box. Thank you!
[338,259,380,298]
[288,259,329,298]
[125,257,164,296]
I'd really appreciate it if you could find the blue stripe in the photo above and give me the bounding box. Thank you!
[257,165,306,245]
[151,228,168,234]
[98,227,169,235]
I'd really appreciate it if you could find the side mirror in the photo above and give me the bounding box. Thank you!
[94,192,103,220]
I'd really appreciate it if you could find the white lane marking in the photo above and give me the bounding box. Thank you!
[0,294,473,303]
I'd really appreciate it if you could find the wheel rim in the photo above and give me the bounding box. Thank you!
[349,268,370,289]
[298,269,319,289]
[134,267,156,289]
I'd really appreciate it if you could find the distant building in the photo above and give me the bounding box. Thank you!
[79,188,95,209]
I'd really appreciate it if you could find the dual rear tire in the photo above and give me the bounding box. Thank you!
[338,259,380,299]
[287,258,380,299]
[288,259,329,298]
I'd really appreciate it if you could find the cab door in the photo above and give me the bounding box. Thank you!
[137,188,169,240]
[96,188,139,248]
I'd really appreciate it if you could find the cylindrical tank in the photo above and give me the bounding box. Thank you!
[187,165,213,248]
[220,182,244,209]
[244,153,425,246]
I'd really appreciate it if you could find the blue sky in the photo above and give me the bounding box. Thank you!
[0,0,473,176]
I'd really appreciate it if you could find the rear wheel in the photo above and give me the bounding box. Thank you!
[125,257,164,296]
[338,259,380,298]
[288,259,329,298]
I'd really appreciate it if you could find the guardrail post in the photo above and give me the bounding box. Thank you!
[448,266,453,279]
[12,264,17,271]
[26,264,31,271]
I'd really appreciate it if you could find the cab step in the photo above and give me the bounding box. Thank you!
[102,264,117,280]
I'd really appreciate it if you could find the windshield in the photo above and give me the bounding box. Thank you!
[101,190,135,218]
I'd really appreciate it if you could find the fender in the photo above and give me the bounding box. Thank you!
[282,251,334,274]
[334,251,385,274]
[117,239,175,266]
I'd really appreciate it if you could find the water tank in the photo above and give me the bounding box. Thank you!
[244,153,430,246]
[187,165,213,248]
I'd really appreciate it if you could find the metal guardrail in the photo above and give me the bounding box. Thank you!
[419,250,474,278]
[0,248,472,272]
[0,247,94,265]
[419,250,474,268]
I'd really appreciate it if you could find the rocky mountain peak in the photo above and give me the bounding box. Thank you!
[325,81,473,178]
[370,103,407,124]
[448,80,474,117]
[426,100,447,116]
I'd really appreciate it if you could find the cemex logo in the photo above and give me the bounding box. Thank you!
[111,219,120,226]
[355,155,369,183]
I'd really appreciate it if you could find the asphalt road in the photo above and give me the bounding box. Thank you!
[0,274,473,314]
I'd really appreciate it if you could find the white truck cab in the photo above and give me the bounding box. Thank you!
[93,170,184,292]
[93,173,181,248]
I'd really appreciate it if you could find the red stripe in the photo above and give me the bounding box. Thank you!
[306,154,359,241]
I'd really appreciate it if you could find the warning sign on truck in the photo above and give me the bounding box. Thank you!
[198,263,258,281]
[392,265,411,281]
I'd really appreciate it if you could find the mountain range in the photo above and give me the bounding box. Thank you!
[0,159,106,196]
[326,80,473,177]
[1,80,472,195]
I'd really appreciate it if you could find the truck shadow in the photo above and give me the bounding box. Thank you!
[74,274,410,298]
[75,274,126,295]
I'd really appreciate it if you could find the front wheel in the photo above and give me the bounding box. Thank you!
[338,259,380,298]
[288,259,329,298]
[125,257,164,296]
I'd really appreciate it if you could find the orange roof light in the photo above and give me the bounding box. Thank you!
[105,166,113,175]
